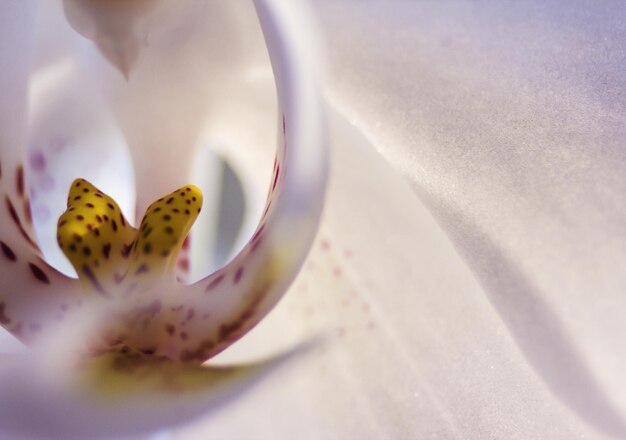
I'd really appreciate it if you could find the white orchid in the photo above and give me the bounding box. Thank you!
[0,0,326,438]
[1,1,625,439]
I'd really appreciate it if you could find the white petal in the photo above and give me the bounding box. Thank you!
[27,58,136,277]
[0,343,315,438]
[199,1,626,437]
[175,112,609,439]
[0,1,81,344]
[62,0,167,78]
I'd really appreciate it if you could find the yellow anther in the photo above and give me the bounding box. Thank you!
[57,179,202,297]
[128,186,203,279]
[58,179,136,296]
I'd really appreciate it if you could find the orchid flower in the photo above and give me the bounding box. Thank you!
[1,0,626,439]
[0,0,327,437]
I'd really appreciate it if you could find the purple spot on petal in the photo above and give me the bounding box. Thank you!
[29,151,46,173]
[205,274,225,292]
[272,164,280,191]
[234,267,244,284]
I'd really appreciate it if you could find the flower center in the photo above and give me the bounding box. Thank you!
[57,179,202,296]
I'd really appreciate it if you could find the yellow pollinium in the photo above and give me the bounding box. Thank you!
[57,179,202,297]
[128,185,203,277]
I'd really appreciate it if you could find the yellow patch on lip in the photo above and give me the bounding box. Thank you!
[57,179,202,296]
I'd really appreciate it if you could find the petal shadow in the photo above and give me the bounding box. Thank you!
[0,338,320,439]
[419,195,626,438]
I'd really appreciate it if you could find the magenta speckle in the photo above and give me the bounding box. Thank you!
[251,224,265,242]
[185,308,195,322]
[29,151,46,172]
[205,273,226,292]
[272,164,280,191]
[178,258,190,272]
[262,201,271,218]
[234,267,244,284]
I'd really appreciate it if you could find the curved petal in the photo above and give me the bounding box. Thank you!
[62,0,167,78]
[0,342,315,438]
[311,0,626,435]
[174,113,605,439]
[0,2,81,345]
